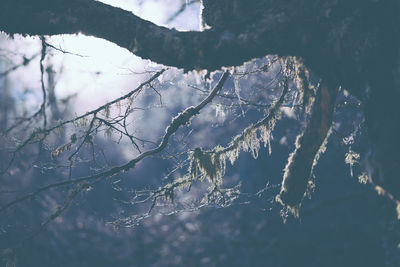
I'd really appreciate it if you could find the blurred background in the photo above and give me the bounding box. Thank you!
[0,1,399,266]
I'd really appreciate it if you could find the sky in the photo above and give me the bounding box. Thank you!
[1,0,201,113]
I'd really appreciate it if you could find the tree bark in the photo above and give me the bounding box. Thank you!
[1,0,399,201]
[0,0,297,71]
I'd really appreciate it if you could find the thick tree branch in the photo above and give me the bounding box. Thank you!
[0,0,296,71]
[278,81,339,208]
[2,0,399,97]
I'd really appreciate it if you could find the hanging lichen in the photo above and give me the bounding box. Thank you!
[345,150,360,177]
[375,185,400,220]
[358,172,369,184]
[146,57,336,219]
[293,58,317,112]
[182,75,288,198]
[189,147,225,186]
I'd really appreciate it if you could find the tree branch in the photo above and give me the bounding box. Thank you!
[0,71,229,213]
[0,0,296,71]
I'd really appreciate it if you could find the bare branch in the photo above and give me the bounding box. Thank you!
[0,71,229,213]
[166,0,199,24]
[0,69,165,178]
[0,53,39,78]
[39,37,48,129]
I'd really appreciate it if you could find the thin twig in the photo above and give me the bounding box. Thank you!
[0,69,166,176]
[40,37,48,129]
[0,71,229,213]
[0,53,39,78]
